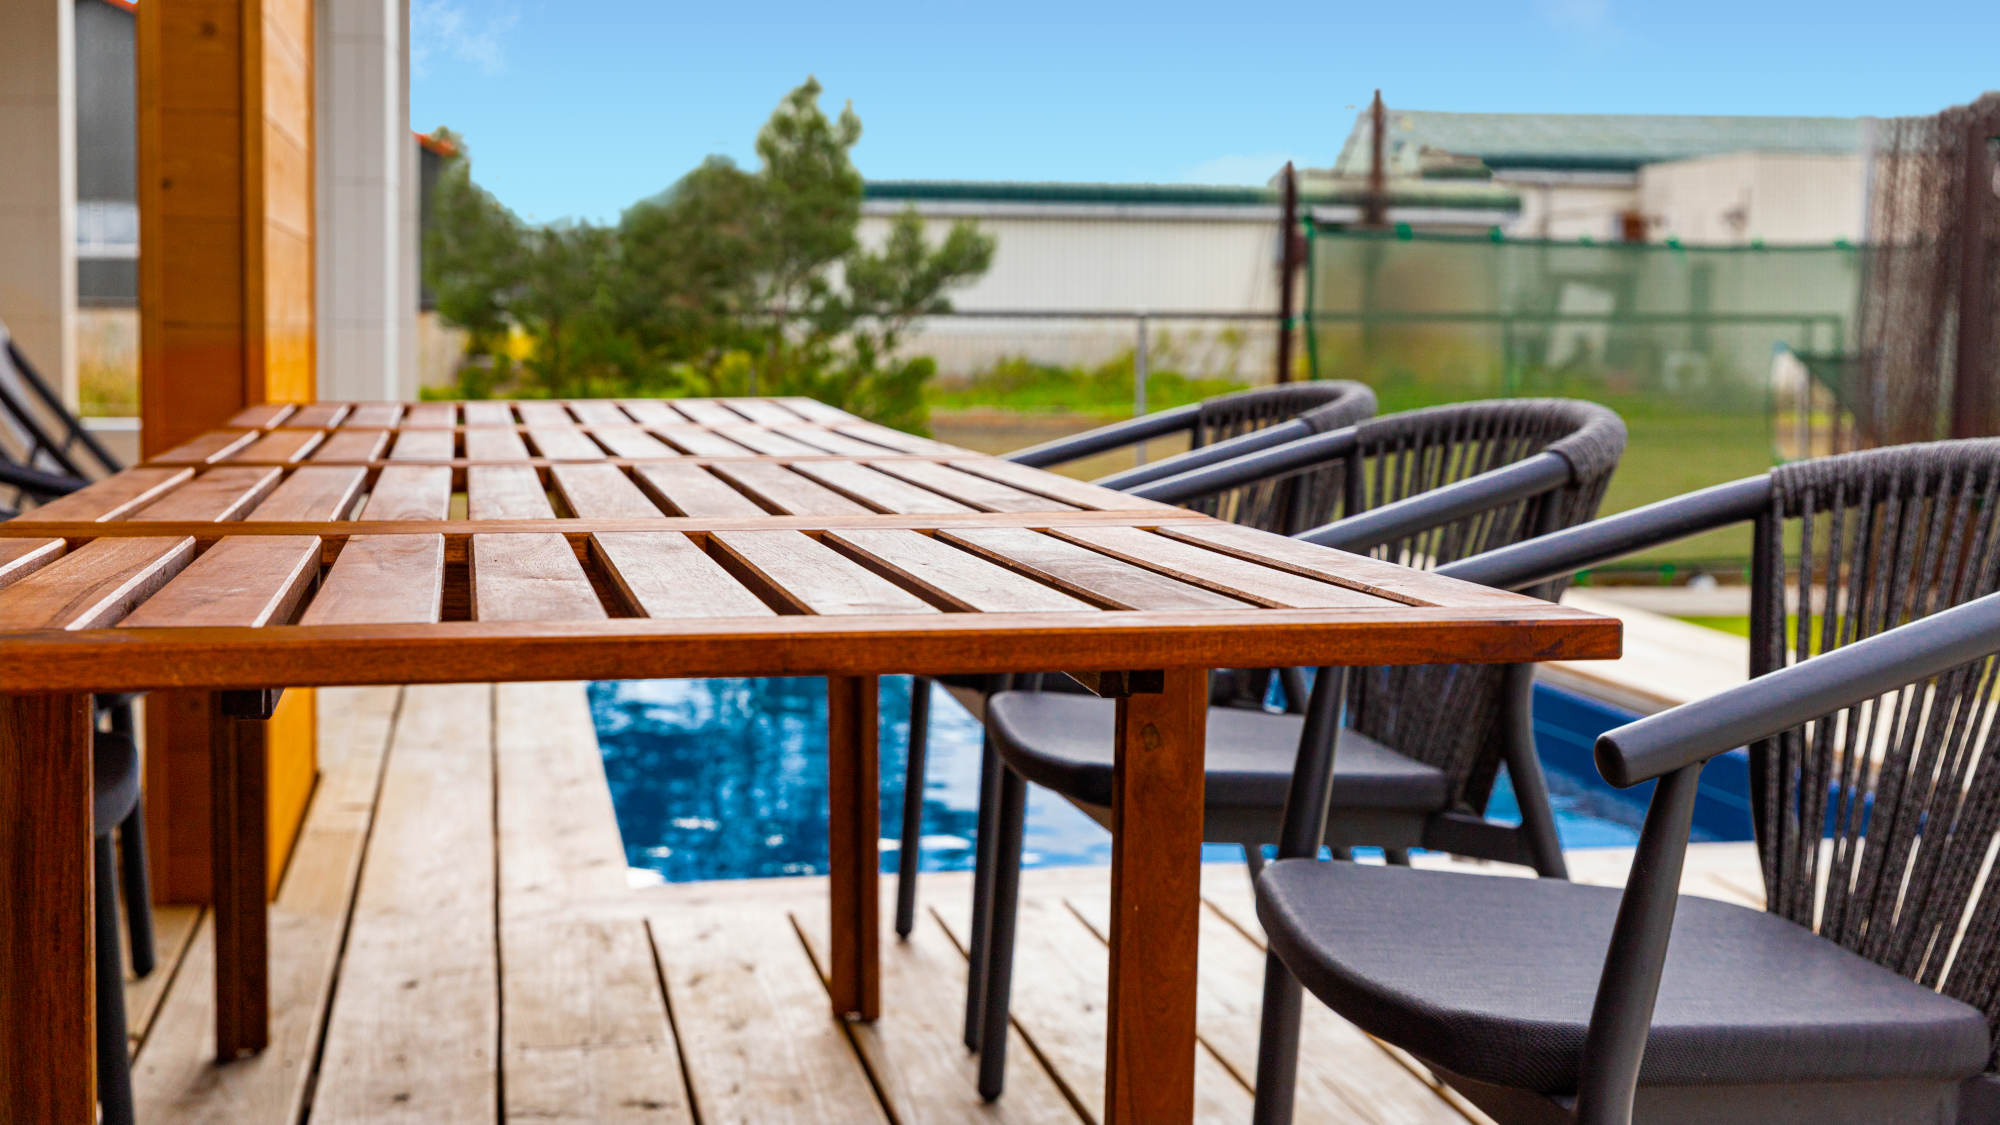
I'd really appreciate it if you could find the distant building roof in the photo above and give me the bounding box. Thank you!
[863,177,1518,213]
[1332,109,1866,176]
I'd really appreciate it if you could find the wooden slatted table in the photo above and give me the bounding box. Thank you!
[0,397,1619,1122]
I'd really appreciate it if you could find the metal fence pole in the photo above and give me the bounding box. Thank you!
[1133,311,1150,465]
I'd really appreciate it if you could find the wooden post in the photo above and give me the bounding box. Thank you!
[826,675,881,1021]
[1104,667,1207,1123]
[1952,120,1995,439]
[0,693,96,1123]
[137,0,318,904]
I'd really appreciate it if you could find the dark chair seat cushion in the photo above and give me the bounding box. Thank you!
[1257,860,1992,1094]
[984,691,1449,814]
[93,730,140,836]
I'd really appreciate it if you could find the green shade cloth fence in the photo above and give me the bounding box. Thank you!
[1306,227,1863,568]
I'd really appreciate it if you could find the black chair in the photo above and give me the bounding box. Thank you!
[966,398,1628,1101]
[1258,439,2000,1124]
[893,381,1377,937]
[0,317,123,513]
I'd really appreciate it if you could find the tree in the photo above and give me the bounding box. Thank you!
[422,78,995,431]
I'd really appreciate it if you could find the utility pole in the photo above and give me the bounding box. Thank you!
[1363,89,1389,228]
[1276,162,1299,384]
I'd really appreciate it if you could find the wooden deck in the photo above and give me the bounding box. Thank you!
[121,682,1767,1124]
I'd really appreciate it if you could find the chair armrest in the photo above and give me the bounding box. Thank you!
[1127,425,1361,505]
[1004,403,1201,468]
[1435,474,1771,591]
[1595,588,2000,787]
[1298,452,1576,554]
[1093,416,1318,490]
[0,458,88,500]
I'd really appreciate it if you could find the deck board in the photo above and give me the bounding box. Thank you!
[312,683,499,1123]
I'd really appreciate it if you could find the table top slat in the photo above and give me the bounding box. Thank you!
[514,402,575,425]
[665,400,743,428]
[590,531,776,618]
[824,528,1093,614]
[131,466,282,522]
[236,429,326,464]
[941,527,1250,611]
[723,400,804,426]
[463,428,532,460]
[550,464,663,519]
[299,534,444,625]
[773,426,905,457]
[25,468,194,522]
[359,465,452,521]
[617,400,679,425]
[246,466,367,521]
[832,422,961,457]
[648,425,755,457]
[948,458,1183,513]
[388,429,456,461]
[709,529,939,616]
[525,427,605,460]
[288,402,352,428]
[870,460,1074,514]
[153,430,258,465]
[1047,525,1392,609]
[589,427,679,459]
[0,536,195,629]
[467,465,557,520]
[227,403,296,428]
[709,463,872,516]
[791,462,976,515]
[1156,523,1536,609]
[0,538,65,591]
[119,535,320,628]
[402,403,457,428]
[714,427,821,457]
[567,402,633,426]
[630,463,770,518]
[310,429,390,462]
[773,397,854,425]
[461,401,516,426]
[470,533,608,622]
[343,403,405,428]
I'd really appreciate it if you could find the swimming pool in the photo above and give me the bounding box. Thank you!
[591,676,1755,884]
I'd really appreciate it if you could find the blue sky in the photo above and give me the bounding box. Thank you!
[410,0,1998,225]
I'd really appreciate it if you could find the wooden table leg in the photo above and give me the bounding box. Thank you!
[0,693,96,1122]
[210,694,269,1058]
[826,675,880,1021]
[1105,667,1207,1124]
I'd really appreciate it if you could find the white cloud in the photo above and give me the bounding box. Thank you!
[411,0,518,79]
[1179,153,1299,187]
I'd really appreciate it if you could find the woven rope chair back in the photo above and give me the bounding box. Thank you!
[1340,399,1627,808]
[1182,382,1375,534]
[1751,439,2000,1062]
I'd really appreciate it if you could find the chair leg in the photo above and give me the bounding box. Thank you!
[118,796,156,978]
[95,834,135,1125]
[976,765,1028,1101]
[894,678,931,940]
[963,733,1002,1052]
[1250,947,1304,1125]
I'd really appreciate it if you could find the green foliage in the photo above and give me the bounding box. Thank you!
[423,80,994,431]
[927,329,1247,416]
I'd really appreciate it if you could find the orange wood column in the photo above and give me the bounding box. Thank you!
[136,0,317,904]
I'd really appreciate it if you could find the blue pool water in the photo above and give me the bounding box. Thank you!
[590,676,1755,883]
